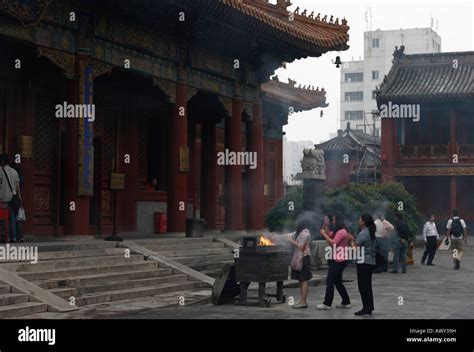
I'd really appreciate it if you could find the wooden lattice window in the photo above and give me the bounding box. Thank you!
[34,99,54,170]
[102,118,114,175]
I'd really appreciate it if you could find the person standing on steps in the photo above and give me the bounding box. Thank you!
[421,214,439,266]
[0,154,21,243]
[445,209,468,270]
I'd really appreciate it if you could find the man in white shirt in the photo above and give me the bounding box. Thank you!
[374,213,395,273]
[421,214,439,266]
[445,209,468,270]
[0,154,21,242]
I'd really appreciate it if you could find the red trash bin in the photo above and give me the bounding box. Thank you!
[154,213,167,234]
[0,207,9,243]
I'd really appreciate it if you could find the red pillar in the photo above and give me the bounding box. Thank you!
[381,118,395,183]
[225,96,244,231]
[246,100,264,230]
[449,108,457,156]
[167,77,188,233]
[201,122,218,229]
[64,77,90,236]
[450,176,458,214]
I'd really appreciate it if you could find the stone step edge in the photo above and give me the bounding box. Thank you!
[121,241,215,286]
[0,267,77,313]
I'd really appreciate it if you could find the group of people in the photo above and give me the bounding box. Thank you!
[285,209,469,316]
[285,213,378,316]
[0,153,23,243]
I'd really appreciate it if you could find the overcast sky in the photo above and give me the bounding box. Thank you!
[273,0,474,144]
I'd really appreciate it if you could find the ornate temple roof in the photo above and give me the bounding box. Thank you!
[261,77,329,111]
[377,48,474,103]
[218,0,350,53]
[315,124,380,155]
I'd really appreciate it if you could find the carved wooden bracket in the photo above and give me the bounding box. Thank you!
[187,87,198,102]
[218,96,232,117]
[37,46,75,79]
[153,77,176,104]
[91,60,113,79]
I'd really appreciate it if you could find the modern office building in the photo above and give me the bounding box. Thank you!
[341,28,442,137]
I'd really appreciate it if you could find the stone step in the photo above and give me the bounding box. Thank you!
[0,247,126,264]
[18,260,161,281]
[0,293,30,306]
[74,281,200,306]
[133,237,215,246]
[172,254,234,266]
[31,241,118,253]
[157,247,230,257]
[11,254,144,272]
[50,274,190,298]
[37,268,175,289]
[0,302,48,319]
[0,285,11,294]
[143,242,225,252]
[189,261,234,272]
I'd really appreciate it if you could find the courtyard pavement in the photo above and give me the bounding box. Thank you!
[109,247,474,319]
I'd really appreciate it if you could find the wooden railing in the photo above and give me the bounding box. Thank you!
[399,144,474,160]
[399,145,449,159]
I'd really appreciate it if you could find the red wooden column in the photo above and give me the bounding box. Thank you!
[449,108,457,156]
[246,100,264,230]
[449,108,458,213]
[64,74,90,236]
[167,74,188,233]
[381,118,395,183]
[225,91,244,231]
[201,122,218,229]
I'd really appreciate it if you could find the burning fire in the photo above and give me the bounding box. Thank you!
[258,235,275,246]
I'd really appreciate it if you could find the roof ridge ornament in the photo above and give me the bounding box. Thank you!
[393,45,406,62]
[276,0,292,11]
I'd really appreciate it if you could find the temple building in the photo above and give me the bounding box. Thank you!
[0,0,349,236]
[314,123,381,188]
[377,49,474,225]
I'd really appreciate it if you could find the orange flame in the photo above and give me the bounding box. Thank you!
[258,236,275,246]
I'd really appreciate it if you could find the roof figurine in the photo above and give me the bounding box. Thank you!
[393,45,406,62]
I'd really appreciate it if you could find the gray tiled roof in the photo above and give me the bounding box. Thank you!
[376,51,474,103]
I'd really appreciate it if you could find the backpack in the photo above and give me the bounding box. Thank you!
[450,218,464,238]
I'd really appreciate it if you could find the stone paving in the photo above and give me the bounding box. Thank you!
[108,247,474,319]
[14,246,474,319]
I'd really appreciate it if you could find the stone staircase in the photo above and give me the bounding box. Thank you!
[0,282,48,318]
[0,240,208,318]
[133,237,235,278]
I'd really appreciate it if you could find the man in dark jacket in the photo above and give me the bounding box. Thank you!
[391,212,410,274]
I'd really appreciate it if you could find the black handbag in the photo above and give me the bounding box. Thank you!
[2,167,21,214]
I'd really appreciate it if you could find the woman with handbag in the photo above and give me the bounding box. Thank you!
[286,220,312,309]
[317,214,351,310]
[349,213,378,316]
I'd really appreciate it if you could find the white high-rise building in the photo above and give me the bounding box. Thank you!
[340,28,442,137]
